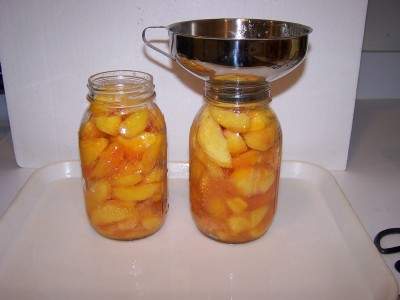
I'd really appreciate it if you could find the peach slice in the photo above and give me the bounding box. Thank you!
[119,109,149,138]
[141,134,163,174]
[115,132,157,153]
[111,172,142,187]
[90,201,136,226]
[250,205,269,228]
[94,115,122,136]
[223,130,248,155]
[80,120,104,139]
[112,183,160,202]
[90,143,124,179]
[194,148,224,178]
[141,215,162,231]
[248,110,273,131]
[243,125,276,151]
[209,106,250,133]
[142,168,164,183]
[79,138,109,166]
[85,179,112,211]
[197,113,232,168]
[226,197,248,214]
[228,216,250,234]
[230,167,275,197]
[231,150,261,169]
[205,197,228,219]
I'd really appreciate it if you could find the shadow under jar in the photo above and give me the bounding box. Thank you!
[79,70,167,240]
[189,75,282,243]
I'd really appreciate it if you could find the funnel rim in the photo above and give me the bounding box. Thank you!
[167,18,312,41]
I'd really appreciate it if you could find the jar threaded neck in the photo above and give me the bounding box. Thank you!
[204,79,271,103]
[87,70,155,104]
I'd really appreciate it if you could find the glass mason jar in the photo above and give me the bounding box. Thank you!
[189,77,282,243]
[79,70,167,240]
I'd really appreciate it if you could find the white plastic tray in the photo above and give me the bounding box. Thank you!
[0,161,397,300]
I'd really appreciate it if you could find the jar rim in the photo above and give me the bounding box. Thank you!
[88,70,154,100]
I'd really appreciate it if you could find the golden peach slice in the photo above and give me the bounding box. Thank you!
[80,120,104,139]
[226,197,248,214]
[231,150,261,169]
[141,134,163,174]
[223,129,248,155]
[90,143,124,179]
[94,115,122,136]
[205,197,228,219]
[112,183,160,202]
[143,168,164,183]
[119,109,149,138]
[115,132,157,153]
[228,216,250,234]
[111,172,142,187]
[243,126,276,151]
[250,205,269,228]
[79,138,109,166]
[248,110,273,131]
[230,167,275,197]
[85,179,112,212]
[90,201,135,226]
[198,113,232,168]
[209,106,250,133]
[194,148,224,178]
[141,216,162,231]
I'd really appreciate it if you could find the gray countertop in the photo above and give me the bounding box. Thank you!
[0,99,399,290]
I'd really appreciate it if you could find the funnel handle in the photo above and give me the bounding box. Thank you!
[142,26,175,60]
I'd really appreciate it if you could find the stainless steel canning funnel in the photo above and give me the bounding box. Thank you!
[142,18,312,82]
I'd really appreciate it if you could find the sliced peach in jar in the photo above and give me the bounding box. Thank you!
[141,215,163,232]
[79,138,109,166]
[250,205,269,228]
[231,150,261,169]
[115,132,157,153]
[230,167,275,197]
[90,143,124,179]
[248,110,273,131]
[209,106,250,133]
[226,197,248,214]
[119,109,149,138]
[89,101,113,116]
[197,113,232,168]
[90,200,136,226]
[223,130,248,155]
[228,216,251,234]
[194,148,224,179]
[94,115,122,136]
[112,183,161,202]
[111,172,142,186]
[141,134,163,174]
[85,179,112,212]
[205,197,228,219]
[80,120,104,139]
[243,125,276,151]
[142,168,164,183]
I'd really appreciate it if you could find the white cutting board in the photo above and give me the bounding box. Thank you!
[0,0,367,169]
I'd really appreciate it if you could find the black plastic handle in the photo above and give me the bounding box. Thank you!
[374,228,400,254]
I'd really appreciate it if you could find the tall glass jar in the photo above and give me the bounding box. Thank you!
[189,77,282,243]
[79,70,167,240]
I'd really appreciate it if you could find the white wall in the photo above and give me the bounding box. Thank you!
[0,0,367,170]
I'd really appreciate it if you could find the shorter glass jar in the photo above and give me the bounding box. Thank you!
[79,70,167,240]
[189,78,282,243]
